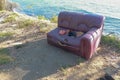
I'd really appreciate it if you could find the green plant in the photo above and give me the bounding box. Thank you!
[60,67,68,75]
[0,48,13,65]
[38,15,47,20]
[14,44,25,49]
[0,55,12,65]
[101,35,120,51]
[39,23,48,33]
[0,32,14,38]
[11,13,19,17]
[0,48,9,55]
[3,13,19,23]
[50,16,58,23]
[59,65,73,76]
[0,0,5,10]
[18,19,34,28]
[39,22,55,33]
[0,10,6,14]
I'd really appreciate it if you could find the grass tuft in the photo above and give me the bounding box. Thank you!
[50,16,58,23]
[60,67,68,75]
[3,12,19,23]
[0,32,14,38]
[0,10,6,14]
[39,22,55,33]
[38,15,47,20]
[14,44,25,49]
[18,19,34,28]
[39,23,49,33]
[0,48,13,65]
[101,35,120,51]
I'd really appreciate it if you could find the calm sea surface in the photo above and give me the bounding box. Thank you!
[11,0,120,35]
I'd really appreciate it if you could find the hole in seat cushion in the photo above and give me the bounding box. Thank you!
[48,27,83,47]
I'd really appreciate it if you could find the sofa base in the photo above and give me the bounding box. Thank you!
[47,38,84,58]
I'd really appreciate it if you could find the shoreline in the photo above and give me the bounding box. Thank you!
[9,0,120,36]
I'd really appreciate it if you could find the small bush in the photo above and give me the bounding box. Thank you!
[0,0,5,10]
[0,55,12,65]
[0,32,14,38]
[0,48,13,65]
[101,35,120,51]
[18,19,34,28]
[39,22,56,33]
[0,48,9,55]
[39,23,48,33]
[14,44,25,49]
[3,13,19,23]
[0,10,6,14]
[38,15,47,20]
[50,16,58,23]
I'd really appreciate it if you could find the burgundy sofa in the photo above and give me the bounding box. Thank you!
[47,11,105,59]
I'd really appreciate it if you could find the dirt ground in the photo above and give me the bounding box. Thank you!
[0,32,120,80]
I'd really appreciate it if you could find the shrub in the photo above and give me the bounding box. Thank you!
[101,35,120,51]
[0,48,13,65]
[18,19,34,28]
[39,22,56,33]
[39,23,49,33]
[3,13,19,23]
[0,10,6,14]
[0,0,5,10]
[50,16,58,23]
[0,32,14,38]
[38,15,47,20]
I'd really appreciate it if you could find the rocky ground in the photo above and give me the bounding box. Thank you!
[0,11,120,80]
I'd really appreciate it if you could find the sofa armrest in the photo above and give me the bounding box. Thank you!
[80,27,102,59]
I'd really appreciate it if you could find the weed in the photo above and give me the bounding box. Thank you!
[39,23,49,33]
[3,12,19,23]
[0,10,6,14]
[38,15,47,20]
[101,35,120,51]
[0,48,13,65]
[0,32,14,38]
[50,16,58,23]
[14,44,25,49]
[0,0,5,10]
[18,19,34,28]
[60,67,68,75]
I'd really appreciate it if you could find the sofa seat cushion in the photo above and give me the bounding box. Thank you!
[48,27,83,47]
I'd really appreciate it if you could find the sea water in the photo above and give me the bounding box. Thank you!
[11,0,120,35]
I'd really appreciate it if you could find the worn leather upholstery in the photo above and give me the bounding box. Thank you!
[47,11,105,59]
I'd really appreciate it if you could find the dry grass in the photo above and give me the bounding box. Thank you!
[2,12,19,23]
[101,35,120,52]
[39,21,56,33]
[0,32,14,38]
[0,48,13,65]
[17,19,35,28]
[50,16,58,23]
[0,72,12,80]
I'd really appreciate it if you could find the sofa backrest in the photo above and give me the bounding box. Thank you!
[58,11,105,32]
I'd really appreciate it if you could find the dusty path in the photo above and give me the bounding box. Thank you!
[0,35,120,80]
[0,35,83,80]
